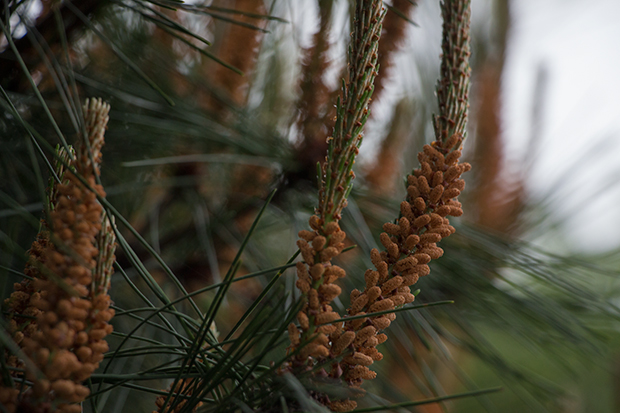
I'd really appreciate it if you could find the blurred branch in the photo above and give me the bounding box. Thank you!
[0,0,105,91]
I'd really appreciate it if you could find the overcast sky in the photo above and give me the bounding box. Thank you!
[503,0,620,252]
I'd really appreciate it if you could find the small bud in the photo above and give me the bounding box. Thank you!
[413,253,431,265]
[325,222,340,235]
[366,286,382,304]
[394,257,417,272]
[308,290,320,309]
[370,248,382,269]
[405,235,420,250]
[392,294,406,306]
[403,274,420,286]
[376,261,388,280]
[420,233,442,244]
[382,222,400,236]
[320,247,339,262]
[444,135,461,151]
[400,201,415,222]
[407,185,420,199]
[329,230,347,245]
[436,205,452,217]
[413,215,431,228]
[298,230,316,242]
[350,294,368,314]
[414,264,431,276]
[369,298,395,314]
[420,161,432,178]
[381,277,403,295]
[413,197,426,212]
[326,265,346,279]
[371,316,391,330]
[449,179,466,192]
[417,176,430,194]
[432,171,444,187]
[423,246,444,259]
[379,233,393,250]
[442,187,461,201]
[444,165,461,182]
[309,215,322,231]
[310,264,325,281]
[346,365,376,380]
[296,239,315,264]
[398,217,410,237]
[429,185,444,204]
[332,331,356,355]
[295,278,311,293]
[354,325,377,346]
[343,352,374,366]
[361,347,383,361]
[297,312,309,330]
[349,313,367,330]
[450,206,464,216]
[365,336,379,347]
[288,323,300,346]
[312,236,327,251]
[318,284,342,303]
[364,269,379,290]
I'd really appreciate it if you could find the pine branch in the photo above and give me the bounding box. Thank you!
[433,0,472,147]
[317,0,386,225]
[286,1,386,411]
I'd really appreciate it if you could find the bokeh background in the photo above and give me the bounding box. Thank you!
[2,0,620,412]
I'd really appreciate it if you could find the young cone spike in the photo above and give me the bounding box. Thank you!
[1,98,116,413]
[285,0,385,410]
[336,0,472,401]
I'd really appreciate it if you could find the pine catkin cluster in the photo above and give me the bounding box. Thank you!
[5,231,49,354]
[283,0,470,410]
[1,232,48,412]
[285,1,384,406]
[1,146,75,412]
[1,98,115,413]
[335,136,470,391]
[334,0,472,398]
[284,1,385,410]
[287,216,347,365]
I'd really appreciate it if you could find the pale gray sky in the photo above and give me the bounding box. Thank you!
[503,0,620,252]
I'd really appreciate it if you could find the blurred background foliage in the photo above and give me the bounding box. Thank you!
[1,0,620,412]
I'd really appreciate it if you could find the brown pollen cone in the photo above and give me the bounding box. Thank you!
[287,216,348,369]
[337,135,470,392]
[2,99,116,413]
